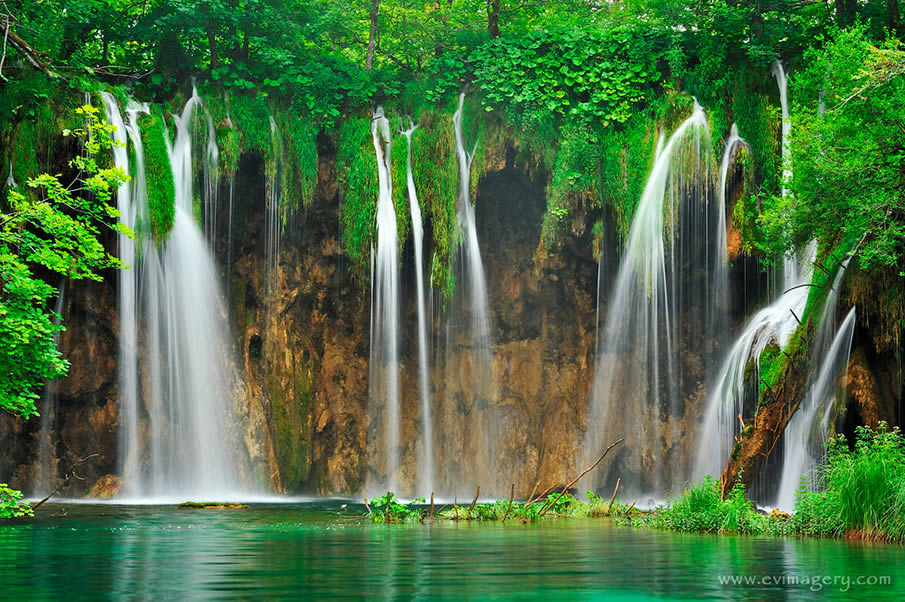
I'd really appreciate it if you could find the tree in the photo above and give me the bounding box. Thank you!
[1,104,129,419]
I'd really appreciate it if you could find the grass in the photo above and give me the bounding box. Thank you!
[632,476,791,536]
[634,424,905,542]
[793,422,905,541]
[367,490,637,524]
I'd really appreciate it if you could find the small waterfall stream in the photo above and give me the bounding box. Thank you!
[369,107,401,492]
[33,280,66,496]
[584,102,721,496]
[446,93,497,494]
[403,121,434,495]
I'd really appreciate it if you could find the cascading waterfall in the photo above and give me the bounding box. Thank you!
[693,60,822,487]
[402,121,434,495]
[692,238,816,481]
[265,116,281,321]
[105,90,243,499]
[33,280,66,496]
[772,61,792,198]
[102,92,143,490]
[584,102,722,496]
[775,290,857,510]
[368,107,401,492]
[442,93,497,495]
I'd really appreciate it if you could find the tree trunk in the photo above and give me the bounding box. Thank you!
[487,0,501,39]
[890,0,901,34]
[366,0,379,71]
[202,5,217,70]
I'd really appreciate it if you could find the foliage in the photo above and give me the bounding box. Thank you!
[760,25,905,274]
[635,476,790,536]
[1,105,129,418]
[137,112,176,241]
[367,492,425,523]
[472,27,665,129]
[0,484,33,519]
[337,116,378,281]
[793,422,905,541]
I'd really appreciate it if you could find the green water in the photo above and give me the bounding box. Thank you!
[1,502,902,600]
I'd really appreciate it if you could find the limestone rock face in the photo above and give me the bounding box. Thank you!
[89,474,122,499]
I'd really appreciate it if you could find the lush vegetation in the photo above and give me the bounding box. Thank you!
[633,477,792,536]
[367,489,635,523]
[0,483,33,519]
[793,422,905,541]
[636,424,905,542]
[1,106,128,419]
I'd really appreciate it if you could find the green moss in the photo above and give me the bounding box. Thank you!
[732,71,780,193]
[231,93,271,156]
[269,360,314,492]
[598,106,659,242]
[138,111,176,241]
[337,115,378,282]
[278,107,318,214]
[411,105,459,299]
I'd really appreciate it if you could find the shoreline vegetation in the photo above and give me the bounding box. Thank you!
[366,424,905,544]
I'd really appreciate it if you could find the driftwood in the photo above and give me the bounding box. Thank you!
[468,487,480,512]
[501,484,514,523]
[527,483,558,507]
[539,438,625,517]
[524,481,540,506]
[31,490,55,511]
[607,478,621,515]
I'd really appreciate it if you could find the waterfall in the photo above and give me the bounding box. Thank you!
[442,93,497,495]
[102,92,142,491]
[694,61,823,487]
[771,61,792,198]
[692,125,819,481]
[369,107,401,492]
[5,163,16,188]
[203,109,220,244]
[403,121,434,495]
[584,102,721,496]
[266,116,281,321]
[33,280,66,496]
[106,90,243,499]
[775,307,856,510]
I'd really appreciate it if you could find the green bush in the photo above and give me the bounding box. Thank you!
[367,492,425,523]
[1,484,33,519]
[635,476,790,536]
[793,422,905,541]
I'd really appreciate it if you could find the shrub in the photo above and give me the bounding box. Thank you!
[0,484,33,519]
[793,422,905,541]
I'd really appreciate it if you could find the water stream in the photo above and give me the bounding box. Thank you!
[584,102,721,496]
[403,121,434,495]
[368,107,401,492]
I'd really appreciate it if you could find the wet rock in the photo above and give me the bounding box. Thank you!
[89,474,121,499]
